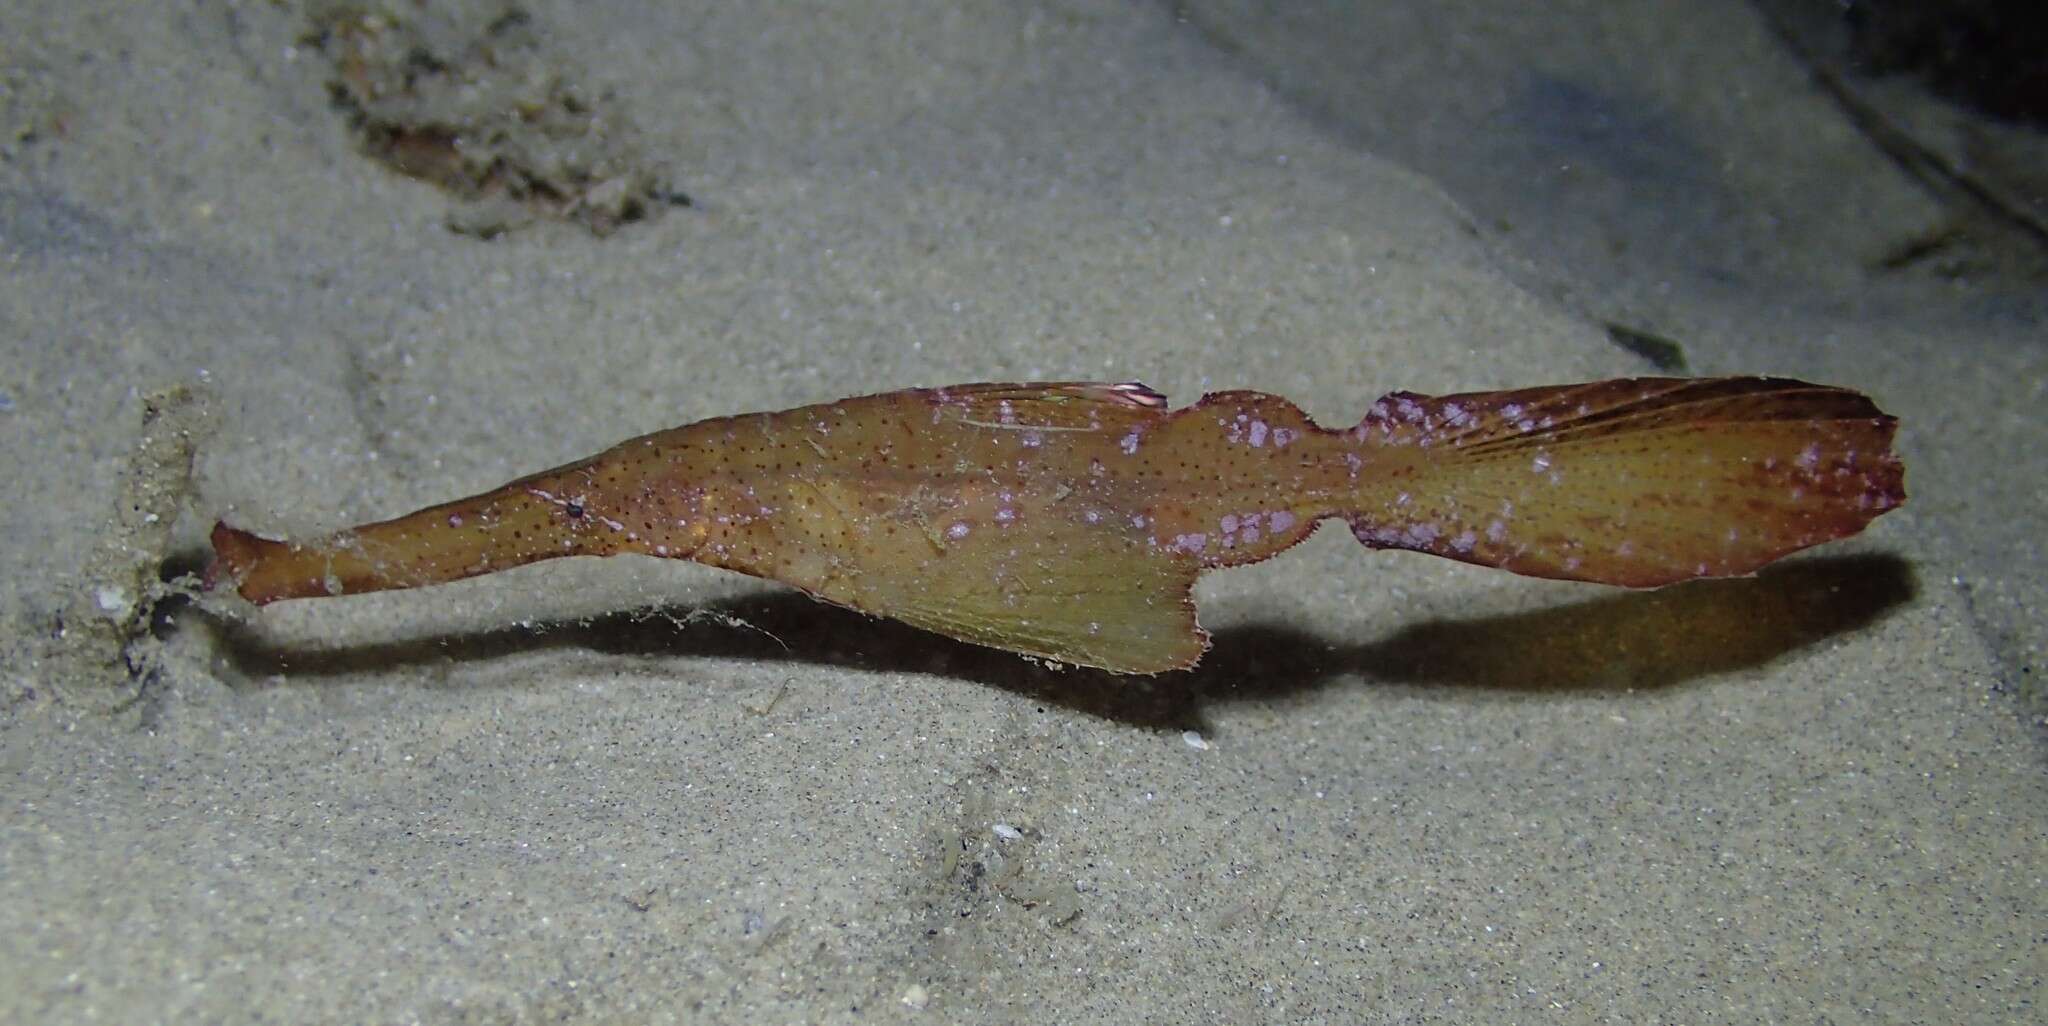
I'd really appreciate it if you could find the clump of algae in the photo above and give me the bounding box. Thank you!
[304,2,687,238]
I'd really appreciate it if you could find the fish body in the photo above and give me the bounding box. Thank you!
[211,377,1903,673]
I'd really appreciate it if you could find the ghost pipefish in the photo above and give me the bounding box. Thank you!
[207,377,1904,673]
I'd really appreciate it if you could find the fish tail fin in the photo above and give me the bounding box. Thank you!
[1342,377,1904,586]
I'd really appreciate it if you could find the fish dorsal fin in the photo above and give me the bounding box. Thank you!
[924,381,1169,434]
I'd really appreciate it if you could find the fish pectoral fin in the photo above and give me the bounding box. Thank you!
[819,522,1207,675]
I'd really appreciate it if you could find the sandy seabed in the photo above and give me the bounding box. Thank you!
[2,1,2040,1022]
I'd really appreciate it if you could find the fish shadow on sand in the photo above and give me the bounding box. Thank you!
[208,554,1913,732]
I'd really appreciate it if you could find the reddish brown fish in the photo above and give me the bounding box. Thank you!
[209,378,1903,673]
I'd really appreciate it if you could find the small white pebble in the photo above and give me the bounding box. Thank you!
[992,822,1022,841]
[95,586,130,616]
[1182,730,1210,751]
[901,983,929,1009]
